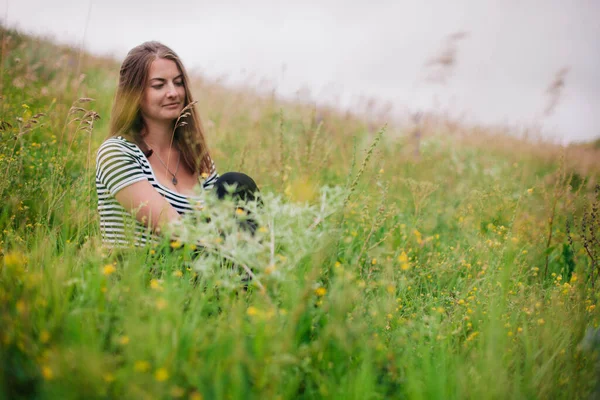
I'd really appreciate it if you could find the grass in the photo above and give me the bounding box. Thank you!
[1,25,600,399]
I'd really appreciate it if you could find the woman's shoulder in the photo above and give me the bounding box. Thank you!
[98,136,142,155]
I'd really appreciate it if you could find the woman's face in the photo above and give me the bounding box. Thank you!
[140,58,186,124]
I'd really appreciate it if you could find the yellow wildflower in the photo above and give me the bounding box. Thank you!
[247,306,258,316]
[265,264,275,275]
[170,240,182,249]
[150,279,163,291]
[102,264,116,276]
[173,270,183,278]
[398,251,408,263]
[3,251,27,269]
[41,365,53,380]
[40,331,50,344]
[154,367,169,382]
[16,300,26,314]
[134,360,150,372]
[170,386,186,398]
[189,392,204,400]
[155,298,168,310]
[315,287,327,297]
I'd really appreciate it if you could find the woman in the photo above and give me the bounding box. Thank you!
[96,41,258,248]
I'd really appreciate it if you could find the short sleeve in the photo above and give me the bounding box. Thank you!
[202,158,219,190]
[96,138,148,196]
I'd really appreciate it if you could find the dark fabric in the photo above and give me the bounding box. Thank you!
[214,172,260,203]
[213,172,260,235]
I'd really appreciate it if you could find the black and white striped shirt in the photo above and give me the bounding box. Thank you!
[95,136,218,248]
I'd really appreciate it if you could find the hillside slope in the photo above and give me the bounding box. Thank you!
[1,26,599,399]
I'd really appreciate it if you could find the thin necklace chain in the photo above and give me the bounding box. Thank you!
[144,140,181,186]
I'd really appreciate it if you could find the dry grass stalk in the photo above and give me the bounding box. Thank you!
[544,67,569,117]
[424,31,469,85]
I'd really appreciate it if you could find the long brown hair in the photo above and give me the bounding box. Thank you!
[108,41,212,174]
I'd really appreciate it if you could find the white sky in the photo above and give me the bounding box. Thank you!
[2,0,600,143]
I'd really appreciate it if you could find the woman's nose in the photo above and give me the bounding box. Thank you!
[166,83,178,98]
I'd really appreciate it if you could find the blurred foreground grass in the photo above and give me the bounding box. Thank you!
[1,26,600,399]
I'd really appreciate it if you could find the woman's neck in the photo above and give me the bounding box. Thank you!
[142,118,176,150]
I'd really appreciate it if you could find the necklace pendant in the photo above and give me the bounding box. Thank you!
[172,176,178,186]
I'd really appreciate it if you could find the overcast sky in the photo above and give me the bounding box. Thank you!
[2,0,599,143]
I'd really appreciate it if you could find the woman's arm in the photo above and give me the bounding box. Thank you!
[114,179,181,235]
[96,138,182,238]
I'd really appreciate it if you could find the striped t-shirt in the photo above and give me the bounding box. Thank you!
[95,136,218,248]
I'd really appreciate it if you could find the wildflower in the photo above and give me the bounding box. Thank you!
[154,367,169,382]
[258,226,268,234]
[40,331,50,344]
[235,208,245,216]
[379,168,384,174]
[41,365,53,380]
[315,287,327,297]
[371,258,377,265]
[398,251,408,263]
[102,264,116,276]
[386,285,395,294]
[134,360,150,372]
[150,279,163,291]
[170,240,182,249]
[527,188,533,194]
[334,261,342,268]
[247,306,258,316]
[155,298,168,310]
[3,251,27,269]
[466,331,479,342]
[170,386,186,398]
[414,229,423,244]
[264,264,275,275]
[190,392,204,400]
[173,270,183,278]
[537,319,545,325]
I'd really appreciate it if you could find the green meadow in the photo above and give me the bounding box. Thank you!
[1,26,599,399]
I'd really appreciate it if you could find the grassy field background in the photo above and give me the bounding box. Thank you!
[1,26,600,399]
